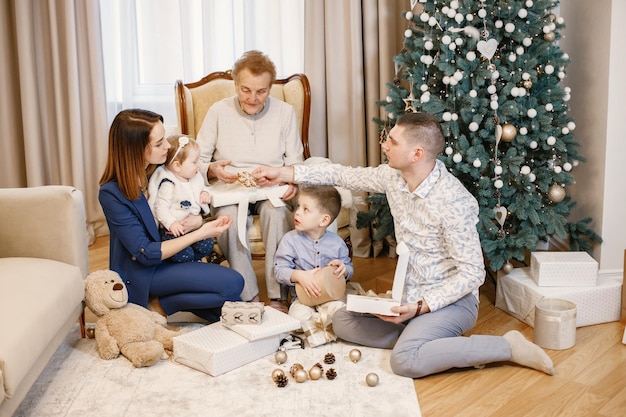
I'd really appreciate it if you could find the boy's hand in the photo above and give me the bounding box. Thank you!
[292,268,322,298]
[327,259,347,279]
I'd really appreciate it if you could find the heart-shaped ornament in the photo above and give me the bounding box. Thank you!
[493,206,507,227]
[477,39,499,60]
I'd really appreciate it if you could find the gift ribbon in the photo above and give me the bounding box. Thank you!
[302,307,337,347]
[210,182,289,249]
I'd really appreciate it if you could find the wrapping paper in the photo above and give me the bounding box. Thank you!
[301,305,337,348]
[530,251,598,287]
[224,306,301,341]
[220,301,264,325]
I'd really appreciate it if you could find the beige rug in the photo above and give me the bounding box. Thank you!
[14,324,421,417]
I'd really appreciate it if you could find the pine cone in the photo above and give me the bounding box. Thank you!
[325,368,337,380]
[313,362,324,371]
[324,353,336,364]
[275,374,288,388]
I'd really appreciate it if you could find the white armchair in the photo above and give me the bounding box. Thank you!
[0,185,88,417]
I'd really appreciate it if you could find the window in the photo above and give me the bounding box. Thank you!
[99,0,304,128]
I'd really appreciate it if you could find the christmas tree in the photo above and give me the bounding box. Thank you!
[359,0,601,272]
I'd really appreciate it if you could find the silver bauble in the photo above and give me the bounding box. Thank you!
[274,350,287,364]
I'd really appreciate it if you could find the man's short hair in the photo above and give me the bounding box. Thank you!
[396,112,445,157]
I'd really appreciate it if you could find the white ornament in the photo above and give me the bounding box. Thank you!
[495,20,503,29]
[520,127,528,135]
[386,96,392,103]
[442,35,452,45]
[424,40,434,50]
[451,113,459,121]
[557,17,565,25]
[420,84,428,92]
[420,12,429,22]
[455,13,464,24]
[447,9,456,19]
[543,25,551,34]
[516,46,525,55]
[554,166,562,174]
[509,53,517,62]
[404,29,413,38]
[523,37,532,47]
[455,37,464,46]
[453,153,463,163]
[466,51,476,61]
[573,160,579,167]
[421,55,433,65]
[494,165,503,175]
[527,108,537,118]
[547,136,556,145]
[445,146,453,155]
[448,43,457,51]
[505,23,515,33]
[529,173,536,182]
[442,112,452,121]
[563,162,572,171]
[558,71,565,79]
[388,112,395,119]
[454,71,463,81]
[490,101,499,110]
[428,16,438,27]
[522,72,530,80]
[450,0,459,9]
[469,122,479,132]
[520,165,531,175]
[478,9,487,18]
[494,179,504,189]
[518,88,527,97]
[545,65,555,74]
[526,0,534,7]
[529,140,537,149]
[420,92,431,103]
[511,87,519,97]
[491,70,500,80]
[473,158,482,168]
[406,11,413,20]
[487,85,497,94]
[469,90,477,98]
[466,13,474,22]
[518,9,528,18]
[562,127,570,135]
[567,121,576,130]
[545,103,553,111]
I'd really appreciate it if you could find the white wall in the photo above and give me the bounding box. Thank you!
[559,1,625,274]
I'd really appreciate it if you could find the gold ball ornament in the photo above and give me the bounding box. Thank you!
[295,369,308,383]
[86,327,95,339]
[349,349,362,363]
[522,79,533,89]
[309,366,323,380]
[366,372,379,387]
[502,261,514,274]
[272,368,285,381]
[500,124,517,142]
[544,31,556,42]
[274,350,288,364]
[548,184,566,203]
[289,363,304,377]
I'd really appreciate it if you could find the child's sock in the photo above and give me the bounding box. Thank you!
[503,330,555,375]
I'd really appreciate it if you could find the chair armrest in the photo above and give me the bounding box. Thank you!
[0,185,89,277]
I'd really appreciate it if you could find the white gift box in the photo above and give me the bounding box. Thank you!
[173,322,278,376]
[347,241,409,316]
[530,251,598,287]
[224,306,301,341]
[495,267,621,327]
[220,301,264,325]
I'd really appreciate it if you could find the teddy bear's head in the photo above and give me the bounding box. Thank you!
[85,269,129,317]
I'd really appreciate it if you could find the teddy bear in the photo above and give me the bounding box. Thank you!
[84,269,185,367]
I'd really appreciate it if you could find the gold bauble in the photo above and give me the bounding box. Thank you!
[544,31,556,42]
[309,366,323,380]
[295,369,308,383]
[366,372,379,387]
[501,124,517,142]
[272,368,285,381]
[522,79,533,89]
[547,13,557,22]
[349,348,362,363]
[502,261,514,274]
[548,184,566,203]
[274,350,287,364]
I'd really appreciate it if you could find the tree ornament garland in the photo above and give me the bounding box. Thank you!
[364,0,602,272]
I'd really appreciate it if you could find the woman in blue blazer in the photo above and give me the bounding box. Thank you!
[99,109,244,322]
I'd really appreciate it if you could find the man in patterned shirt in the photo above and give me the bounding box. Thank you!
[252,112,555,378]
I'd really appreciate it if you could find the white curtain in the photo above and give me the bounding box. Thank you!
[0,0,109,244]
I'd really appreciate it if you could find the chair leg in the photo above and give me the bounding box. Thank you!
[79,309,86,338]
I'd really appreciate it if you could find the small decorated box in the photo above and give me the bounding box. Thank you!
[224,306,301,341]
[495,267,621,327]
[530,251,598,287]
[220,301,264,325]
[173,322,278,376]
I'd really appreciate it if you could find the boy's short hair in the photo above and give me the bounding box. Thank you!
[298,185,342,223]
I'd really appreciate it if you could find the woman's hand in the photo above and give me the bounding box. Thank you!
[199,215,233,238]
[209,160,238,183]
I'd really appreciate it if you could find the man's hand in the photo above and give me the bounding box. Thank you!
[209,160,238,183]
[281,183,299,201]
[252,166,288,187]
[374,300,430,324]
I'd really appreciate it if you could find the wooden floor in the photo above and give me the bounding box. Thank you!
[88,236,626,417]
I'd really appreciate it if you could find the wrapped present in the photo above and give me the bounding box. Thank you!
[220,301,264,325]
[209,181,289,249]
[224,306,301,341]
[301,303,340,348]
[530,251,598,287]
[296,266,346,307]
[495,267,621,327]
[173,322,278,376]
